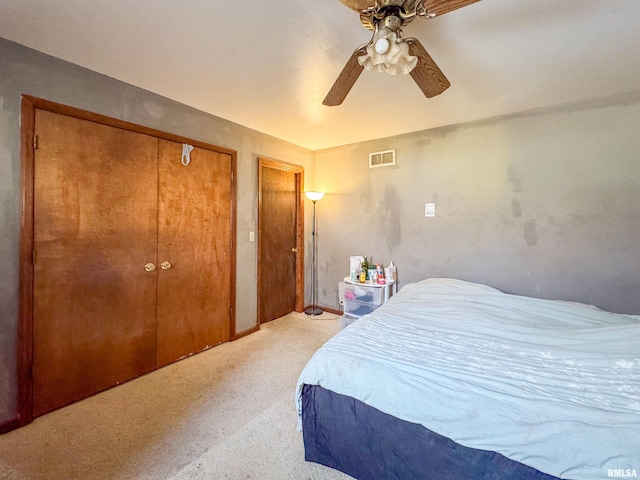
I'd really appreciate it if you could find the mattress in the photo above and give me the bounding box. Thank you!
[302,384,560,480]
[296,278,640,479]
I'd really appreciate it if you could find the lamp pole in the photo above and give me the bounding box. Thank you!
[305,192,324,316]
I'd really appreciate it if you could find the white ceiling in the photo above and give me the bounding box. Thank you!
[1,0,640,150]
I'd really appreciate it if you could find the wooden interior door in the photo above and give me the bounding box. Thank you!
[156,140,232,366]
[258,162,301,323]
[32,110,159,416]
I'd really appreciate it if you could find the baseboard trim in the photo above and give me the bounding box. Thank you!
[0,415,22,435]
[303,305,342,316]
[232,325,260,341]
[323,306,342,316]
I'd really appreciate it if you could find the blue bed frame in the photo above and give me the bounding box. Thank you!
[302,384,561,480]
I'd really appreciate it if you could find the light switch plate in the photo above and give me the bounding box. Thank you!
[249,231,255,242]
[425,203,436,217]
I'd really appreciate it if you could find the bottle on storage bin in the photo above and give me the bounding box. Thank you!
[367,265,376,283]
[376,264,386,285]
[360,256,368,283]
[387,261,397,282]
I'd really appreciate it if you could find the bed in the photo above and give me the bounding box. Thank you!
[296,278,640,480]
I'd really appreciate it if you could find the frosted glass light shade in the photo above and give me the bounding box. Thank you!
[305,191,325,202]
[358,28,417,76]
[385,41,417,75]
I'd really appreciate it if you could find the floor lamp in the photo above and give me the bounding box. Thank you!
[305,191,324,316]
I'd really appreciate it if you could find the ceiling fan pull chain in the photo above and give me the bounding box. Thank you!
[181,143,194,166]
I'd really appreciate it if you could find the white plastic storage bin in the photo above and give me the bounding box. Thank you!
[343,282,385,305]
[339,278,397,319]
[344,299,376,318]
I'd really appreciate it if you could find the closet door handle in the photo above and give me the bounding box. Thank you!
[144,263,156,272]
[161,261,172,270]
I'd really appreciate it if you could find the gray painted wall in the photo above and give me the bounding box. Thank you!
[313,95,640,316]
[2,35,639,429]
[0,38,314,426]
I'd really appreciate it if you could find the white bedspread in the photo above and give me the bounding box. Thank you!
[296,278,640,480]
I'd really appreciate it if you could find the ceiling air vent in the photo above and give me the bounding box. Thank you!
[369,149,396,168]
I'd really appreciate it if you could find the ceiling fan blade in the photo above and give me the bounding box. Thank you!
[422,0,481,16]
[338,0,375,12]
[323,45,368,106]
[406,38,450,98]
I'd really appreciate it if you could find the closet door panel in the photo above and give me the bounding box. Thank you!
[156,140,232,366]
[33,110,159,416]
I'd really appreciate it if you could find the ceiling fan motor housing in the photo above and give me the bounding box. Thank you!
[382,15,403,31]
[376,0,406,8]
[372,0,420,32]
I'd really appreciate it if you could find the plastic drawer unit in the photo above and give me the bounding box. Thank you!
[344,299,377,318]
[339,277,397,323]
[343,282,386,305]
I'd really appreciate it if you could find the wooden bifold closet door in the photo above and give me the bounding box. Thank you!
[32,108,233,417]
[156,139,232,367]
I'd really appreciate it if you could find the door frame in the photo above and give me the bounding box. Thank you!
[257,158,304,323]
[18,95,237,428]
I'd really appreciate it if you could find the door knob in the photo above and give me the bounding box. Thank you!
[144,263,156,272]
[161,261,172,270]
[291,248,298,253]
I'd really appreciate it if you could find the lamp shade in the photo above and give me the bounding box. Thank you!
[305,191,325,202]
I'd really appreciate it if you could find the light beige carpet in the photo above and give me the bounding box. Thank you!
[0,312,353,480]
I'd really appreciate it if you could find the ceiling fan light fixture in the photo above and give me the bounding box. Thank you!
[358,27,417,75]
[374,37,390,54]
[385,41,417,75]
[325,0,468,106]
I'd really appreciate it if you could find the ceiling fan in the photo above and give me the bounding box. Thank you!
[323,0,481,106]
